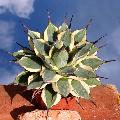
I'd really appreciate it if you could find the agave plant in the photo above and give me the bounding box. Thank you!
[12,19,109,109]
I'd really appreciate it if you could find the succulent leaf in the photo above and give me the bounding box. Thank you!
[75,28,87,47]
[28,30,40,49]
[72,43,93,65]
[44,22,58,42]
[88,45,99,56]
[52,49,68,69]
[12,49,34,59]
[12,50,25,59]
[40,82,50,89]
[58,30,71,47]
[27,73,44,90]
[56,78,71,97]
[41,68,62,83]
[74,67,96,78]
[41,84,61,108]
[73,29,86,43]
[60,66,75,75]
[81,58,104,69]
[54,40,63,49]
[70,80,90,99]
[28,30,40,39]
[59,22,68,32]
[76,43,92,57]
[49,46,55,58]
[14,71,32,86]
[18,56,41,72]
[44,56,59,70]
[84,78,101,86]
[33,39,48,57]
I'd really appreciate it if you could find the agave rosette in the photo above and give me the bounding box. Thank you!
[12,21,105,108]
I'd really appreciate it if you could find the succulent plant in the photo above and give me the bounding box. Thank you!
[12,19,109,109]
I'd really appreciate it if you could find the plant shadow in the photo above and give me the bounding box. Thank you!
[10,105,36,120]
[4,84,39,119]
[4,84,32,102]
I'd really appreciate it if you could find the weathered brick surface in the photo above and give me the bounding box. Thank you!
[0,84,120,120]
[19,110,81,120]
[0,85,35,120]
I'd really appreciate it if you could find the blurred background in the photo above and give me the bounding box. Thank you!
[0,0,120,90]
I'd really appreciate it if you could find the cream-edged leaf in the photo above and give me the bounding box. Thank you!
[88,45,99,56]
[60,30,71,47]
[52,49,68,69]
[44,22,58,42]
[54,40,63,49]
[52,82,58,92]
[41,84,61,108]
[28,30,40,49]
[56,78,71,97]
[81,58,104,69]
[18,56,42,72]
[74,67,96,78]
[68,75,86,81]
[49,41,63,58]
[33,39,48,57]
[41,68,62,83]
[69,33,75,51]
[28,37,34,50]
[59,22,68,32]
[75,28,87,47]
[27,73,44,90]
[12,49,35,59]
[40,83,50,89]
[84,78,101,86]
[70,80,90,99]
[72,43,93,64]
[75,43,92,58]
[49,46,54,58]
[12,50,25,59]
[14,71,32,86]
[60,66,76,75]
[73,29,86,43]
[28,30,40,39]
[44,56,59,71]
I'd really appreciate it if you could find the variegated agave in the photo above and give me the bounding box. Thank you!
[12,20,107,109]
